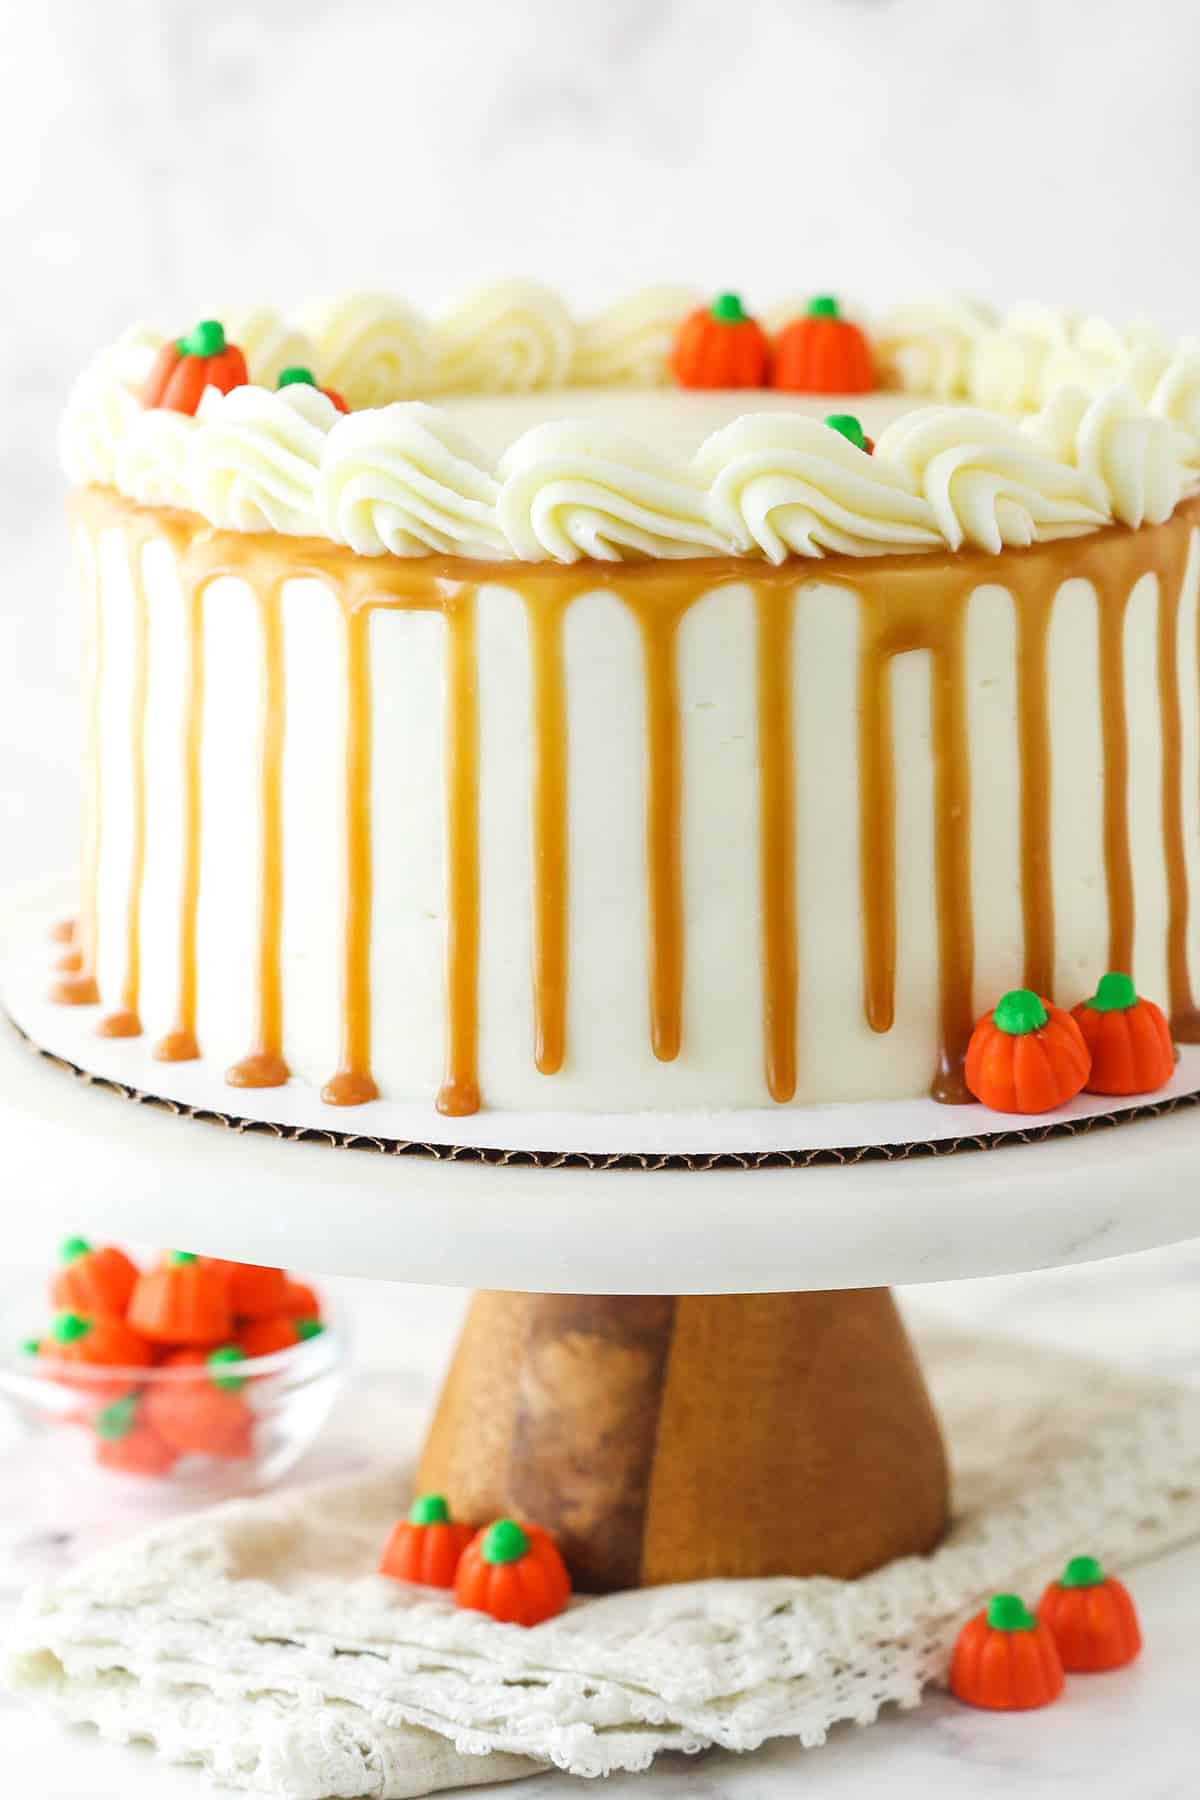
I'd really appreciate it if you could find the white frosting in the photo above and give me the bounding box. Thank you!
[187,383,339,536]
[435,280,574,394]
[1150,338,1200,457]
[221,307,317,388]
[571,285,699,386]
[59,327,164,486]
[876,298,997,398]
[299,293,433,408]
[694,414,942,561]
[497,421,725,561]
[1025,384,1188,529]
[319,402,508,559]
[876,406,1110,552]
[115,408,197,510]
[968,328,1051,414]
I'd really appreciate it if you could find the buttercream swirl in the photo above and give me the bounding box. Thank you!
[115,408,197,510]
[187,383,339,536]
[435,280,574,394]
[497,422,725,562]
[299,293,433,408]
[1150,339,1200,457]
[876,297,997,399]
[222,306,318,388]
[875,406,1110,552]
[694,415,942,561]
[58,326,164,486]
[1023,384,1187,529]
[571,286,699,387]
[319,402,508,559]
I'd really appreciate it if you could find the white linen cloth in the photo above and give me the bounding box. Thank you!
[7,1319,1200,1798]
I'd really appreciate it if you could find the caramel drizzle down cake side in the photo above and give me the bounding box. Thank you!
[61,489,1200,1115]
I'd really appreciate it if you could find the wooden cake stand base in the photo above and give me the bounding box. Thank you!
[417,1287,949,1591]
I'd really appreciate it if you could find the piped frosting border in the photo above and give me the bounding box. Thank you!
[61,282,1200,565]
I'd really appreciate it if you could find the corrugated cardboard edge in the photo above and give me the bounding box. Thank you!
[10,1013,1200,1172]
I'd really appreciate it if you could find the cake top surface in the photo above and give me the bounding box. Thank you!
[61,282,1200,565]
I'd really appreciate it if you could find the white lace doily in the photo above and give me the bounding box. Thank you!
[7,1319,1200,1798]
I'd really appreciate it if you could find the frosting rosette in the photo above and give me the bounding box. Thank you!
[1024,384,1187,528]
[694,415,942,561]
[969,328,1052,414]
[221,306,318,388]
[876,297,997,399]
[876,406,1110,552]
[435,280,574,394]
[59,327,165,486]
[1150,339,1200,461]
[571,286,699,386]
[319,402,508,559]
[497,421,725,562]
[299,293,433,408]
[115,408,197,510]
[187,382,339,536]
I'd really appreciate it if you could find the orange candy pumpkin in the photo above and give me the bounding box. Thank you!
[237,1314,324,1359]
[454,1519,571,1627]
[38,1311,153,1389]
[276,365,349,413]
[127,1252,233,1347]
[142,320,249,416]
[671,293,770,389]
[1071,973,1174,1096]
[1037,1555,1142,1672]
[145,1347,254,1459]
[950,1594,1065,1711]
[280,1277,321,1321]
[379,1494,476,1588]
[51,1236,138,1318]
[771,296,874,394]
[964,989,1091,1113]
[93,1392,177,1478]
[201,1258,287,1320]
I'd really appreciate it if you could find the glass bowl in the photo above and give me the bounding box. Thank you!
[0,1312,347,1499]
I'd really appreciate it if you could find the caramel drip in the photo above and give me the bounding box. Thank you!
[226,583,289,1089]
[321,604,380,1107]
[65,489,1200,1115]
[97,540,149,1037]
[51,535,102,1006]
[754,585,798,1102]
[49,917,76,945]
[437,590,482,1117]
[154,576,206,1063]
[1157,531,1200,1037]
[525,591,571,1075]
[1015,588,1056,996]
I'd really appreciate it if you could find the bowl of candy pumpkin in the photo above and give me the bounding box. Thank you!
[0,1238,345,1491]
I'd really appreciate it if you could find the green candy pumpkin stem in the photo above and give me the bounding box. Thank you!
[167,1250,198,1266]
[177,320,226,358]
[986,1593,1037,1631]
[277,366,318,389]
[1089,972,1137,1013]
[992,989,1048,1035]
[59,1235,91,1264]
[51,1312,91,1344]
[206,1345,248,1393]
[825,413,867,451]
[807,294,839,318]
[1060,1553,1105,1588]
[710,292,748,324]
[481,1518,530,1564]
[94,1393,140,1441]
[409,1493,450,1525]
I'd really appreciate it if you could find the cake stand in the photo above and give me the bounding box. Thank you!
[5,887,1200,1592]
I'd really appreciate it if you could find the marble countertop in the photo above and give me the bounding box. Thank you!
[1,1235,1198,1798]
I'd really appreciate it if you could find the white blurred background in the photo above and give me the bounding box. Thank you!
[2,0,1200,895]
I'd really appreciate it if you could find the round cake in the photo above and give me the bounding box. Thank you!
[46,283,1200,1123]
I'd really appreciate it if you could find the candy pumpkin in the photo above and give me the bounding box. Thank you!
[950,1594,1065,1711]
[144,1349,254,1459]
[93,1392,177,1478]
[1070,973,1174,1096]
[824,413,875,455]
[1037,1555,1142,1672]
[201,1258,287,1320]
[671,293,770,389]
[771,296,874,394]
[127,1252,233,1347]
[51,1236,138,1318]
[964,989,1091,1113]
[379,1494,475,1588]
[276,365,349,413]
[454,1519,571,1627]
[142,320,249,415]
[38,1311,153,1388]
[237,1314,324,1359]
[280,1277,321,1321]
